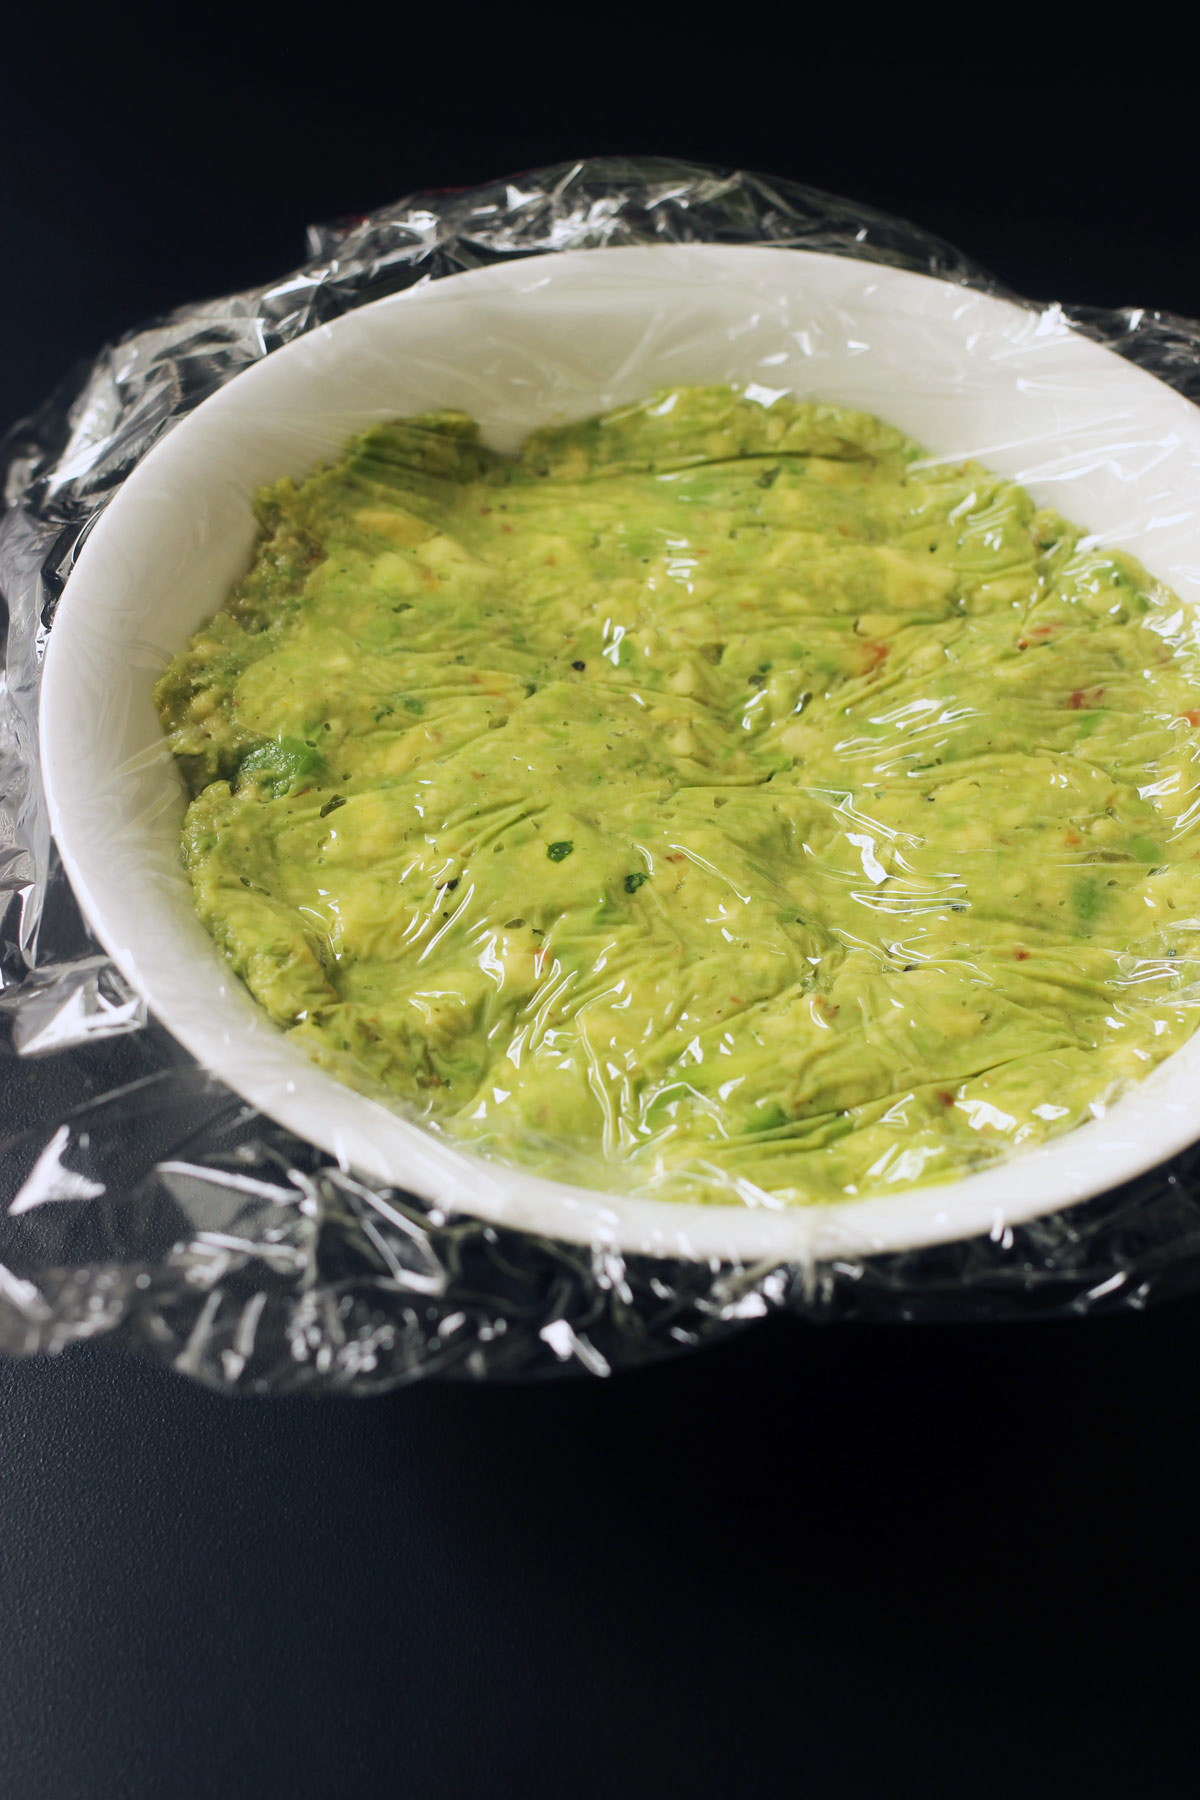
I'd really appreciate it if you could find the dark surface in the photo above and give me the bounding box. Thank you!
[1,1310,1200,1799]
[4,26,1200,1799]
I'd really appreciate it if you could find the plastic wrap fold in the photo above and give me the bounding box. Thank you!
[6,157,1200,1393]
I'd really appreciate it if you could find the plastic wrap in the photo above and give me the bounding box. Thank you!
[7,156,1200,1393]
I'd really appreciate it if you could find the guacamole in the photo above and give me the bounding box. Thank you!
[155,385,1200,1205]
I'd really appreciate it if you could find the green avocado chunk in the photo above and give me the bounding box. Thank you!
[155,385,1200,1205]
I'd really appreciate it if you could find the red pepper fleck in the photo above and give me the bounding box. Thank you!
[1068,689,1085,709]
[1182,710,1200,727]
[1014,947,1030,960]
[936,1090,956,1106]
[479,505,492,515]
[1065,830,1082,847]
[861,640,890,671]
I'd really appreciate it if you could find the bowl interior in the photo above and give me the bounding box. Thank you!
[39,244,1200,1262]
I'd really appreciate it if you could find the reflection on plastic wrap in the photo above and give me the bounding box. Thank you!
[0,955,144,1055]
[7,157,1200,1391]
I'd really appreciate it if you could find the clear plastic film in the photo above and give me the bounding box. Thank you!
[7,157,1200,1393]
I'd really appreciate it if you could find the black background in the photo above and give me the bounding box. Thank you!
[3,20,1200,1799]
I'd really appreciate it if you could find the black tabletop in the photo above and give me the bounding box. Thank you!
[4,30,1200,1799]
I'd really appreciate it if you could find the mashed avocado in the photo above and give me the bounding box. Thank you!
[155,385,1200,1204]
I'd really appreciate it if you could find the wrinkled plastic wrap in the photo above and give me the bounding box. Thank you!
[7,156,1200,1394]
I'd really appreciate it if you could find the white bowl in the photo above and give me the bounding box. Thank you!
[39,244,1200,1264]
